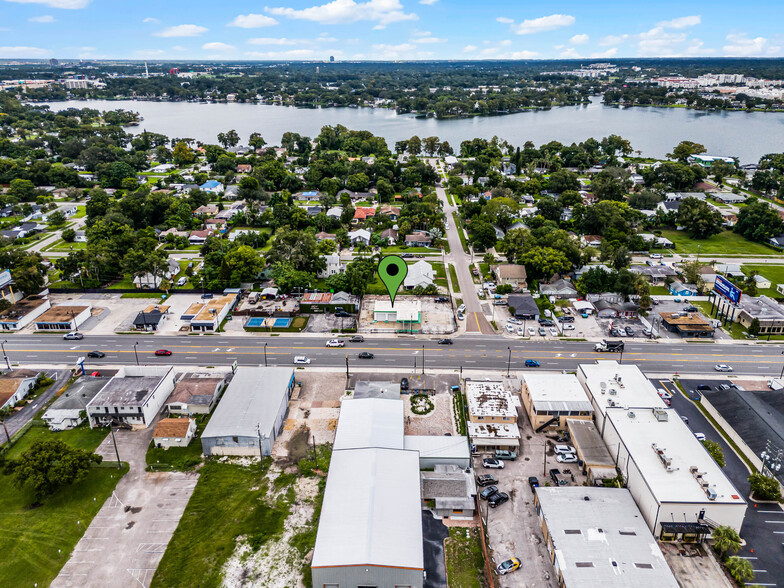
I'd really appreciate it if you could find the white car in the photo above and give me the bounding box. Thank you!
[506,323,515,333]
[563,324,575,331]
[714,364,733,372]
[650,253,663,259]
[457,304,466,314]
[556,453,578,463]
[694,432,706,441]
[554,444,576,455]
[508,317,522,325]
[657,388,672,399]
[516,326,525,336]
[293,356,311,365]
[325,339,345,348]
[549,327,558,336]
[527,327,536,336]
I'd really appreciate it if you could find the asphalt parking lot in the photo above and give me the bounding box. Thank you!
[422,511,448,588]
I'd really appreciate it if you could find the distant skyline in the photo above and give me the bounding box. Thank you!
[1,0,784,61]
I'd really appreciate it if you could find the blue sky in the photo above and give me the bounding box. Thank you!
[1,0,784,61]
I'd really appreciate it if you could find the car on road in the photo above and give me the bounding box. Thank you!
[714,364,733,372]
[358,352,374,359]
[293,355,311,365]
[476,474,497,487]
[401,253,414,258]
[694,432,706,441]
[90,371,101,377]
[479,485,499,500]
[497,558,521,575]
[673,298,681,303]
[527,327,536,336]
[556,453,578,463]
[538,327,546,336]
[554,444,576,455]
[87,351,105,358]
[437,338,453,345]
[683,305,699,312]
[657,388,672,399]
[488,491,509,508]
[528,476,540,490]
[154,349,172,356]
[349,335,364,342]
[325,339,345,348]
[482,457,504,469]
[650,253,663,259]
[625,326,635,336]
[525,359,540,368]
[63,332,83,340]
[494,449,517,461]
[549,327,558,336]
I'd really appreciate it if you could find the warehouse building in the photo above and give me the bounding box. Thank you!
[535,487,679,587]
[566,419,617,484]
[86,366,175,429]
[0,296,51,331]
[200,367,294,456]
[521,373,593,431]
[34,304,92,331]
[602,407,746,539]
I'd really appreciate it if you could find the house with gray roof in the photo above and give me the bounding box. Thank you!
[43,375,110,431]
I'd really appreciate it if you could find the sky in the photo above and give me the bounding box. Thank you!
[1,0,784,61]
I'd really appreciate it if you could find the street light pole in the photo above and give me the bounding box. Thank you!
[1,340,9,370]
[109,422,121,469]
[779,351,784,379]
[264,342,268,367]
[133,341,139,366]
[507,346,511,377]
[421,345,425,375]
[346,353,349,379]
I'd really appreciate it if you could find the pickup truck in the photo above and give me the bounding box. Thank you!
[494,449,517,461]
[594,340,624,352]
[549,468,569,486]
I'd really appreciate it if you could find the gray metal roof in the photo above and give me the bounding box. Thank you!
[89,368,171,407]
[201,367,293,439]
[46,376,110,411]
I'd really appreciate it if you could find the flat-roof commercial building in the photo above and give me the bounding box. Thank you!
[736,295,784,336]
[576,361,667,435]
[521,373,593,431]
[602,408,746,539]
[534,487,679,588]
[333,397,404,451]
[421,464,476,519]
[659,312,715,338]
[180,293,238,332]
[0,296,50,331]
[403,435,471,469]
[566,419,617,483]
[87,366,175,429]
[35,304,91,331]
[165,373,226,415]
[373,299,421,323]
[43,375,110,430]
[465,380,521,450]
[201,367,294,456]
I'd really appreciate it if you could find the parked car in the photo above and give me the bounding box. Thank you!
[457,312,465,321]
[642,328,652,336]
[325,339,345,348]
[482,457,504,469]
[335,311,352,318]
[87,351,105,358]
[556,453,578,463]
[683,305,699,313]
[349,335,364,342]
[549,327,558,336]
[506,323,515,333]
[563,324,575,331]
[527,327,536,336]
[63,332,83,340]
[557,316,574,323]
[90,371,101,377]
[516,326,525,336]
[494,449,517,461]
[476,474,498,487]
[694,432,706,441]
[176,276,188,286]
[549,468,569,486]
[625,326,635,336]
[488,492,509,508]
[681,415,689,424]
[200,293,213,299]
[293,356,311,365]
[696,384,712,391]
[435,297,449,303]
[714,364,733,372]
[650,253,663,259]
[154,349,172,356]
[525,359,540,368]
[479,485,499,500]
[358,352,374,359]
[496,558,521,575]
[400,377,409,391]
[457,304,466,314]
[437,338,453,345]
[610,328,620,337]
[657,388,672,399]
[538,327,546,336]
[528,476,540,490]
[554,444,575,455]
[507,317,521,325]
[401,253,414,258]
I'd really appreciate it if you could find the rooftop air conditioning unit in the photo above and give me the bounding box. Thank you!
[628,411,636,418]
[707,488,717,501]
[609,388,617,396]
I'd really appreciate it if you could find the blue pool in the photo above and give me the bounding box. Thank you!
[246,317,291,328]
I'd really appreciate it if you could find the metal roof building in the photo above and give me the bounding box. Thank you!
[333,397,404,451]
[201,367,294,456]
[521,373,593,430]
[43,375,110,431]
[535,487,679,587]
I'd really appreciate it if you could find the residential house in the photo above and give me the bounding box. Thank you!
[380,227,398,245]
[710,191,746,204]
[314,232,336,243]
[754,274,772,289]
[326,206,343,219]
[0,269,24,304]
[152,418,197,448]
[166,374,226,415]
[318,254,343,278]
[629,264,678,285]
[348,229,371,246]
[199,180,224,194]
[593,299,639,318]
[74,230,87,243]
[43,375,110,430]
[0,369,39,410]
[189,229,213,245]
[132,259,181,289]
[506,294,540,320]
[404,231,432,247]
[404,260,434,290]
[581,235,602,248]
[378,205,401,220]
[492,264,527,291]
[236,164,252,174]
[352,207,376,223]
[769,233,784,248]
[539,278,579,299]
[223,185,239,200]
[294,190,322,201]
[573,264,611,281]
[669,280,698,297]
[193,204,219,217]
[715,263,744,277]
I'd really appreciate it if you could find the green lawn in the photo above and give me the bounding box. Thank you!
[431,261,448,288]
[445,191,455,206]
[73,206,87,219]
[650,286,670,296]
[380,245,441,254]
[657,229,780,256]
[107,276,136,289]
[44,239,87,252]
[449,264,461,293]
[0,424,125,588]
[444,527,488,588]
[121,292,164,299]
[146,421,206,472]
[741,264,784,298]
[452,212,469,253]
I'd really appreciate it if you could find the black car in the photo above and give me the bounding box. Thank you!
[335,311,352,318]
[400,377,409,391]
[358,352,374,359]
[479,485,499,500]
[201,293,213,299]
[350,335,364,342]
[476,474,498,487]
[538,319,554,326]
[401,253,414,258]
[435,297,449,303]
[610,328,620,337]
[557,316,574,323]
[87,350,105,358]
[437,338,453,345]
[684,306,699,312]
[528,476,540,490]
[625,326,635,336]
[488,492,509,507]
[697,384,712,391]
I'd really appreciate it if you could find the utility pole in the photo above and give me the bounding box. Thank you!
[421,345,425,375]
[264,342,268,367]
[310,432,319,469]
[133,341,139,366]
[1,340,9,370]
[543,439,548,476]
[109,423,121,469]
[345,353,349,379]
[507,346,511,377]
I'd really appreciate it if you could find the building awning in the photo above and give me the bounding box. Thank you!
[660,522,710,534]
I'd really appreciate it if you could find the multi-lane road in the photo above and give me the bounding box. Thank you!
[5,334,784,376]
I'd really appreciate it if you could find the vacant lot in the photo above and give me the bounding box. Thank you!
[658,229,779,256]
[445,527,488,588]
[0,424,125,588]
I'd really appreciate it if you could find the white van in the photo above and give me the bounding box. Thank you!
[176,276,187,287]
[248,292,259,304]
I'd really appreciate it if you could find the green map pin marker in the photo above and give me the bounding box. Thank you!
[378,255,408,307]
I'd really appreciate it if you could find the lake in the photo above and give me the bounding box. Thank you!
[41,97,784,164]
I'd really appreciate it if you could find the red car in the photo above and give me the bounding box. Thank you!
[154,349,172,356]
[90,371,101,377]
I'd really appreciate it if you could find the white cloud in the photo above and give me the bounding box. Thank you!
[590,48,618,58]
[6,0,88,8]
[155,24,208,38]
[462,44,477,53]
[248,36,338,45]
[723,33,780,57]
[419,0,437,4]
[559,47,581,58]
[228,13,279,28]
[244,49,341,60]
[412,31,445,44]
[569,34,589,45]
[142,17,159,24]
[637,27,688,56]
[599,34,628,46]
[266,0,417,28]
[171,45,187,52]
[29,14,55,22]
[510,14,575,35]
[496,17,513,24]
[0,45,50,56]
[657,15,701,29]
[202,42,235,51]
[498,50,539,59]
[372,42,416,52]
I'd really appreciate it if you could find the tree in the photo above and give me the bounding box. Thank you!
[217,129,240,149]
[628,189,663,210]
[469,219,497,250]
[677,197,723,239]
[270,261,314,293]
[547,169,579,193]
[725,556,754,585]
[735,197,784,242]
[172,141,196,165]
[748,317,761,336]
[535,196,562,223]
[680,259,706,293]
[711,525,741,559]
[422,136,440,156]
[495,284,513,295]
[248,132,266,150]
[4,439,102,502]
[668,140,707,162]
[8,178,36,201]
[702,440,726,468]
[711,160,735,186]
[519,246,571,280]
[159,278,172,295]
[47,210,66,227]
[407,135,422,156]
[591,171,627,202]
[0,406,12,446]
[61,228,76,242]
[748,472,782,501]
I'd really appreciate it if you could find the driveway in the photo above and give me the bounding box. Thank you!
[53,416,198,588]
[422,510,448,588]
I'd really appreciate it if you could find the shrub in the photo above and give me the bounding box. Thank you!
[749,472,782,501]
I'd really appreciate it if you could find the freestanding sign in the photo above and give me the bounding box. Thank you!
[714,275,742,304]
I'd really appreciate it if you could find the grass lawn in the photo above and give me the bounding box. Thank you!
[121,292,164,299]
[107,276,135,289]
[146,418,208,472]
[431,261,448,288]
[445,191,455,206]
[741,264,784,298]
[380,245,441,254]
[444,527,488,588]
[452,212,469,253]
[43,239,87,253]
[449,264,461,293]
[650,286,670,296]
[0,424,125,588]
[73,206,87,219]
[657,229,781,256]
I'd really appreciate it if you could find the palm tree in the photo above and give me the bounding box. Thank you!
[725,556,754,585]
[712,525,742,559]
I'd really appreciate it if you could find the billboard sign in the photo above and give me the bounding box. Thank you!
[714,275,742,305]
